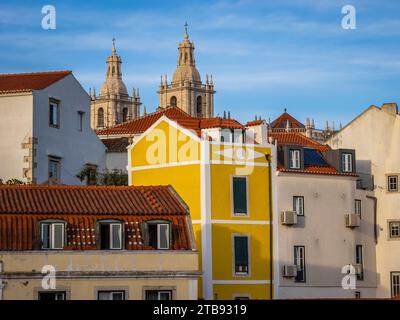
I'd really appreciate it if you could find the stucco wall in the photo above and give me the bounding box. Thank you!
[277,173,377,299]
[327,105,400,298]
[0,93,33,181]
[33,74,106,184]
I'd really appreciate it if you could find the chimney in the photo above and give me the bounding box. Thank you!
[381,102,398,114]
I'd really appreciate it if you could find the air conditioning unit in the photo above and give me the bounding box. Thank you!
[345,214,360,228]
[283,265,298,278]
[281,211,298,226]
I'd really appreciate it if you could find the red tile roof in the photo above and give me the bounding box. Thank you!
[269,132,330,151]
[0,185,187,215]
[277,165,357,176]
[246,119,265,127]
[0,185,192,250]
[0,71,72,93]
[270,112,304,129]
[101,138,130,153]
[96,107,191,136]
[97,106,244,137]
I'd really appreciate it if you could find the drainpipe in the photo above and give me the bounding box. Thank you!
[0,261,3,300]
[366,196,378,244]
[266,154,274,300]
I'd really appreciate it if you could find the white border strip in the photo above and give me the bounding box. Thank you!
[191,220,271,225]
[130,161,200,171]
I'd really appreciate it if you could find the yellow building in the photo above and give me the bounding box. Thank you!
[128,115,276,299]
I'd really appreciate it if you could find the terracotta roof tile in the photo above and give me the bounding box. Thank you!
[96,107,191,136]
[0,71,72,93]
[269,132,331,151]
[278,165,358,177]
[270,112,304,129]
[97,106,245,137]
[101,138,130,152]
[246,119,265,127]
[0,185,191,251]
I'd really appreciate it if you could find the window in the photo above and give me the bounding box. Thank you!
[289,149,301,169]
[355,291,361,299]
[234,235,249,276]
[147,222,170,249]
[294,246,306,282]
[232,176,248,216]
[342,153,353,172]
[170,96,177,107]
[98,291,125,300]
[145,290,172,300]
[355,199,362,217]
[41,222,65,249]
[356,245,364,281]
[233,295,250,300]
[196,96,202,117]
[48,157,61,183]
[99,222,122,250]
[388,176,398,192]
[293,196,304,216]
[389,221,400,238]
[391,272,400,298]
[97,107,104,128]
[122,108,128,122]
[77,111,85,132]
[38,291,66,300]
[49,99,60,128]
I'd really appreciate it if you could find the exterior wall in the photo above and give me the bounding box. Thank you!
[0,92,34,182]
[277,173,377,299]
[0,251,198,300]
[105,152,128,171]
[128,117,275,300]
[33,74,106,184]
[327,105,400,298]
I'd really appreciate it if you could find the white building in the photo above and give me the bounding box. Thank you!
[0,71,106,185]
[327,102,400,298]
[249,114,378,299]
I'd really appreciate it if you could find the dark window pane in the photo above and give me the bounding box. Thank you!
[234,236,249,274]
[100,224,110,249]
[233,177,247,214]
[41,223,50,249]
[145,290,159,300]
[111,224,121,249]
[148,224,157,249]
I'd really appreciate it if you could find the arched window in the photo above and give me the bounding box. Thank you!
[97,108,104,128]
[170,96,177,107]
[122,107,128,122]
[112,66,115,76]
[196,96,202,117]
[184,52,188,63]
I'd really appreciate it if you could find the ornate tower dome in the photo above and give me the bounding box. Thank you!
[158,23,215,118]
[100,39,128,96]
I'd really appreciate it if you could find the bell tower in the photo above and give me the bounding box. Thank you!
[91,39,141,129]
[158,23,215,118]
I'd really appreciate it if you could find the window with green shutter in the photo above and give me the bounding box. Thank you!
[233,177,248,215]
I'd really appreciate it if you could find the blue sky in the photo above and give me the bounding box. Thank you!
[1,0,400,127]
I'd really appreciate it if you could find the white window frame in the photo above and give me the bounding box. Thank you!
[342,153,353,172]
[109,223,122,250]
[41,222,64,250]
[356,245,364,281]
[355,199,362,217]
[293,196,304,216]
[49,99,60,128]
[389,221,400,238]
[157,223,170,250]
[392,272,400,298]
[289,149,301,169]
[48,156,61,183]
[294,245,306,282]
[388,175,398,192]
[231,175,250,217]
[232,234,251,277]
[97,290,125,300]
[77,111,85,132]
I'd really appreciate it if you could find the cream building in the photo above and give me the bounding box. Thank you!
[91,40,141,129]
[0,184,199,300]
[158,24,215,118]
[248,115,378,299]
[327,102,400,298]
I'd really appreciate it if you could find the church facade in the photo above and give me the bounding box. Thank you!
[158,26,215,118]
[90,40,141,129]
